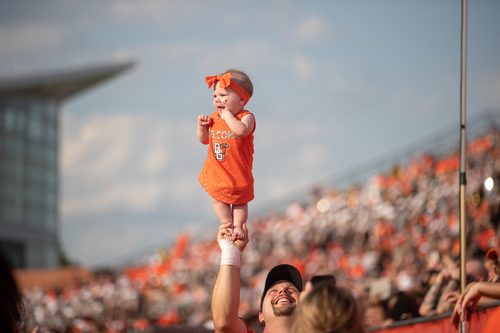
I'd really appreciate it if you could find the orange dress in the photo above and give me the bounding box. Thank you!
[199,110,255,205]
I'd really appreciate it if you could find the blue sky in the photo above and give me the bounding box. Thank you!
[1,0,499,267]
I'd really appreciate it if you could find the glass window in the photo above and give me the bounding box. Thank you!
[3,198,14,222]
[27,207,38,226]
[45,191,52,211]
[29,121,42,141]
[0,199,6,222]
[0,241,25,268]
[0,180,8,201]
[27,242,43,268]
[14,138,24,160]
[32,185,41,206]
[3,181,14,200]
[15,109,26,133]
[46,244,58,267]
[4,137,14,157]
[26,143,36,164]
[1,99,59,267]
[46,149,56,169]
[3,106,16,130]
[46,100,57,118]
[13,200,23,224]
[14,159,24,182]
[28,101,45,142]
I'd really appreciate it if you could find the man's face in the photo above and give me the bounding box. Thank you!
[261,280,300,320]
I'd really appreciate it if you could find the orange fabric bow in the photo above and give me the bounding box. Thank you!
[205,72,251,104]
[205,73,232,89]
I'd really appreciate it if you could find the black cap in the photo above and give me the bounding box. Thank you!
[260,264,303,309]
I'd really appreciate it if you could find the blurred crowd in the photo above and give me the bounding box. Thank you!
[20,129,500,332]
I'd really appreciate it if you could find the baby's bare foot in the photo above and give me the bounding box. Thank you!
[233,225,245,240]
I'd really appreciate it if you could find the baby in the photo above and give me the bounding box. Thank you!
[197,69,255,240]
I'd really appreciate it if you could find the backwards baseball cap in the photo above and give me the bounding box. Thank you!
[260,264,303,309]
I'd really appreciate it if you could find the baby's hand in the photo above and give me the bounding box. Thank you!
[197,114,211,127]
[232,225,246,241]
[219,108,230,118]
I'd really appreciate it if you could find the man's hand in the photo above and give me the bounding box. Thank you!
[217,223,249,252]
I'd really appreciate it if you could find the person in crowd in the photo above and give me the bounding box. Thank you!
[300,274,336,301]
[484,248,500,282]
[197,69,256,240]
[386,290,420,322]
[0,251,26,333]
[364,302,387,328]
[451,281,500,328]
[292,283,365,333]
[211,223,303,333]
[419,259,488,316]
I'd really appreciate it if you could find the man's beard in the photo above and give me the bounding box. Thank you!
[272,303,296,317]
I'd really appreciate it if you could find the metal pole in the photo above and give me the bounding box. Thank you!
[459,0,468,332]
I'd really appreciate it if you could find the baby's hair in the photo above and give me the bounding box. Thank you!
[223,69,254,98]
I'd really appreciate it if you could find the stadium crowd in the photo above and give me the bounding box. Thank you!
[19,129,500,332]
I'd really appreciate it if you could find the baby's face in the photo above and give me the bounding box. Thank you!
[213,82,244,115]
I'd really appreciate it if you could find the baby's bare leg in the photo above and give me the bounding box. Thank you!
[232,204,248,240]
[212,199,232,225]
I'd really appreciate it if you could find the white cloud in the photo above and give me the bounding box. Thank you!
[111,50,138,63]
[111,0,175,19]
[154,38,297,79]
[292,55,314,80]
[256,179,294,202]
[479,71,500,107]
[61,112,199,217]
[63,180,164,216]
[195,39,281,72]
[62,115,135,179]
[110,38,280,77]
[253,118,336,206]
[295,15,329,42]
[157,41,204,61]
[144,138,169,174]
[110,0,202,21]
[297,144,330,170]
[68,221,172,266]
[0,24,65,58]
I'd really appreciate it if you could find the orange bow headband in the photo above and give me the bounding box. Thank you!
[205,72,251,104]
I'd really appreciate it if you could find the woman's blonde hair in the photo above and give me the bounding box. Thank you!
[292,284,365,333]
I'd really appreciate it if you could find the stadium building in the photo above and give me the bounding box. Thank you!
[0,61,134,268]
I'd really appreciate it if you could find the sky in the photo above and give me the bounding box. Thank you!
[1,0,499,267]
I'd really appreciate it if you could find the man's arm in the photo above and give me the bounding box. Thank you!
[211,223,250,333]
[419,270,447,316]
